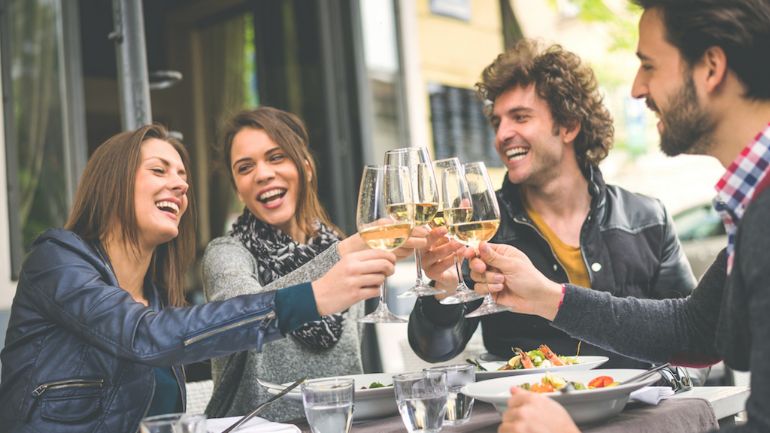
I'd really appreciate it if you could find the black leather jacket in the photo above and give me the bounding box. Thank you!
[408,168,696,368]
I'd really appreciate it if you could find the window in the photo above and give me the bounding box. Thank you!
[0,0,86,277]
[428,83,499,167]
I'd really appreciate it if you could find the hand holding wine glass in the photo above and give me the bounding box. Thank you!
[456,161,511,318]
[384,148,444,298]
[433,158,484,305]
[357,165,414,323]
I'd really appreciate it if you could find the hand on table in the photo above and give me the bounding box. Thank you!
[498,387,581,433]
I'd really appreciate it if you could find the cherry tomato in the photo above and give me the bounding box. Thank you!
[588,375,614,388]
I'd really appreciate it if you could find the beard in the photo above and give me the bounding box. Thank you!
[652,76,717,157]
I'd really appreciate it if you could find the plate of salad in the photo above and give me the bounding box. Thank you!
[472,345,608,380]
[463,369,661,424]
[260,373,396,420]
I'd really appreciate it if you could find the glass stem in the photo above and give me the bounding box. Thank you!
[454,256,464,287]
[378,280,386,307]
[415,250,424,284]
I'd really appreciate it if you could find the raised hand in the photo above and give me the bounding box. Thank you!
[498,387,581,433]
[420,227,466,290]
[464,242,563,320]
[311,249,396,316]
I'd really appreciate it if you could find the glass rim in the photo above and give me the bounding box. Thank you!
[393,370,446,382]
[384,147,429,154]
[424,363,475,373]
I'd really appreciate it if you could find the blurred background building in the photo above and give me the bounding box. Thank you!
[0,0,725,372]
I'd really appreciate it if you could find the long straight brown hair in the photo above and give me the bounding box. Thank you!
[65,124,197,307]
[221,107,343,238]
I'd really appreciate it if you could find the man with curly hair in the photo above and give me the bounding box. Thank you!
[408,39,696,369]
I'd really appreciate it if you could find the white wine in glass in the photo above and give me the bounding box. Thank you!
[384,148,444,298]
[459,162,511,318]
[357,165,414,323]
[434,158,484,305]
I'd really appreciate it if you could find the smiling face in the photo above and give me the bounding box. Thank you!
[231,127,304,238]
[491,85,575,187]
[632,8,716,156]
[133,138,189,249]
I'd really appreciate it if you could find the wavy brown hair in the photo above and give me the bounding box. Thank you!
[476,39,614,175]
[65,124,196,307]
[221,107,343,238]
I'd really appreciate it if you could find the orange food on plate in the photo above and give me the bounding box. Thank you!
[588,375,616,389]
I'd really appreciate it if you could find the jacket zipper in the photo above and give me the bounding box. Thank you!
[183,310,275,346]
[32,378,104,398]
[513,216,571,277]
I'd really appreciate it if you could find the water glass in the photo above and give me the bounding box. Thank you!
[302,378,354,433]
[139,413,206,433]
[393,371,448,433]
[425,364,475,426]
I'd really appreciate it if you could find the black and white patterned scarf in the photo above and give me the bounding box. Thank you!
[230,208,344,350]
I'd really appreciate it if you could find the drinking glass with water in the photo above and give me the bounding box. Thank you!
[393,371,448,433]
[302,378,354,433]
[425,364,475,426]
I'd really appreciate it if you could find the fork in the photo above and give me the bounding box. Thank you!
[219,377,305,433]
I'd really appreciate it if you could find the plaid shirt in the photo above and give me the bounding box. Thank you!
[714,123,770,273]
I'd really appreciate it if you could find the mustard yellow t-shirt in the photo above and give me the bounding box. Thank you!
[524,202,591,288]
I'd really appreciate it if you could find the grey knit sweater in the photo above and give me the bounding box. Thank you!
[202,236,362,422]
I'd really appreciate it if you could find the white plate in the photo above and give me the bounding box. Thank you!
[462,369,661,424]
[476,355,609,380]
[261,373,397,421]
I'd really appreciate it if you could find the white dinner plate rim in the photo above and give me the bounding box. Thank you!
[476,355,610,379]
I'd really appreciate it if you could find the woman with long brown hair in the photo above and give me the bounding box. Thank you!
[203,107,379,421]
[0,124,395,433]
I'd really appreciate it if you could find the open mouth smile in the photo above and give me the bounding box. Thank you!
[258,188,287,204]
[155,200,180,215]
[505,147,530,161]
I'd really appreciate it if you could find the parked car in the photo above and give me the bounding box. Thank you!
[673,202,726,280]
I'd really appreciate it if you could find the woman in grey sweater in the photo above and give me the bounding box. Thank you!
[203,107,370,421]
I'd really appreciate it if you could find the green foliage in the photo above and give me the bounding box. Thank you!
[545,0,640,51]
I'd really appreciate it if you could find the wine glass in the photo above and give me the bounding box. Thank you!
[357,165,413,323]
[384,148,444,298]
[433,158,484,305]
[458,162,511,317]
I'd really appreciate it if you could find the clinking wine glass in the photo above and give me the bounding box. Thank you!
[433,158,484,305]
[384,147,444,298]
[457,161,511,317]
[357,164,413,323]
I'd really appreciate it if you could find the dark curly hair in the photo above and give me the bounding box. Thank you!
[476,39,614,175]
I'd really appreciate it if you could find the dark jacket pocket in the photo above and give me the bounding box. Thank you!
[34,379,104,423]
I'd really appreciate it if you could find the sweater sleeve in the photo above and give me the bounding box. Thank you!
[551,249,726,365]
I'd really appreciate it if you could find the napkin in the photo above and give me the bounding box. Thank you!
[207,416,301,433]
[629,386,675,405]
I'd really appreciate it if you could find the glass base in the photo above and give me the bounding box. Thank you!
[440,287,484,305]
[358,303,408,323]
[464,301,512,318]
[398,282,446,298]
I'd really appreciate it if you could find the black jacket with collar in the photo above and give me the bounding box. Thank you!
[408,167,696,368]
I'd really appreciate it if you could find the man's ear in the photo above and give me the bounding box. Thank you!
[701,46,728,94]
[561,121,581,144]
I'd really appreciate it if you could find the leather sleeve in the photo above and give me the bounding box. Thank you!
[652,201,697,299]
[17,236,319,367]
[407,295,482,362]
